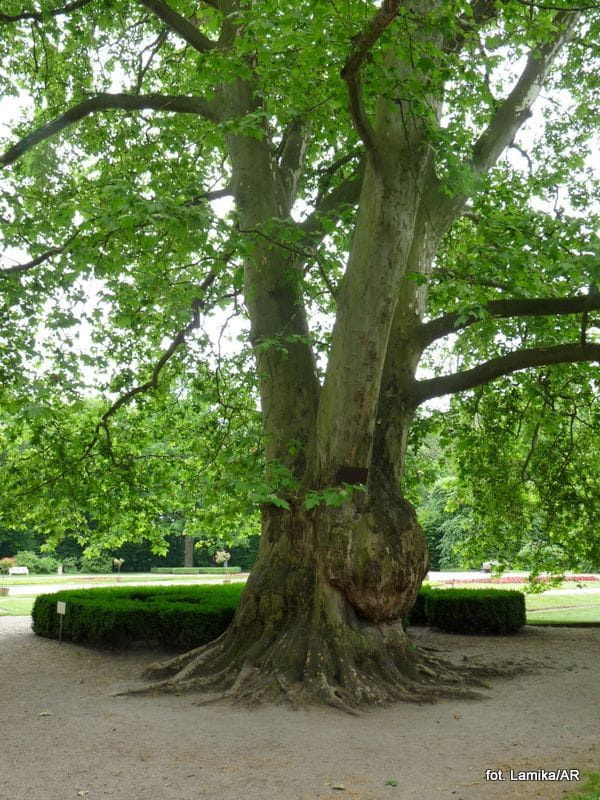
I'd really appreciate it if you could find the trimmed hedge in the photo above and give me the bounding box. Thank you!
[150,567,242,574]
[425,588,525,634]
[32,583,525,649]
[406,585,431,625]
[32,584,245,649]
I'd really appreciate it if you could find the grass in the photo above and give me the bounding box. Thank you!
[526,593,600,610]
[524,591,600,625]
[0,572,246,586]
[0,595,35,616]
[527,606,600,624]
[567,772,600,799]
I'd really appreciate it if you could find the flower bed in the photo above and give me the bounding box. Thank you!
[441,574,597,585]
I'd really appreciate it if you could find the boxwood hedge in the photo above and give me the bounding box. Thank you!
[424,588,526,634]
[32,583,525,650]
[32,583,245,649]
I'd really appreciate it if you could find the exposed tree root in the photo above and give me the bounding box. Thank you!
[119,616,538,711]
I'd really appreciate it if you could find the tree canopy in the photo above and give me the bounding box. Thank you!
[1,0,599,705]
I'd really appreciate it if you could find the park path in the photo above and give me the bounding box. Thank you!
[1,616,598,800]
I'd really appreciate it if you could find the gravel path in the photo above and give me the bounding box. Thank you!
[1,617,598,800]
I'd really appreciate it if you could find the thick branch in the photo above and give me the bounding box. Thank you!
[2,246,64,275]
[278,117,309,206]
[418,293,600,347]
[413,342,600,402]
[1,93,217,167]
[1,230,81,275]
[136,0,216,52]
[429,9,580,234]
[0,0,93,23]
[470,10,579,175]
[340,0,402,163]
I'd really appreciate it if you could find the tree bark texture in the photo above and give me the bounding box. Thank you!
[143,498,492,709]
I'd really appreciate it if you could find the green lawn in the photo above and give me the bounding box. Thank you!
[0,572,244,586]
[0,595,35,616]
[567,773,600,800]
[524,591,600,624]
[526,592,600,610]
[433,581,600,592]
[527,606,600,624]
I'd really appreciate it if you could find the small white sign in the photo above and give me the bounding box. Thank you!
[56,601,67,615]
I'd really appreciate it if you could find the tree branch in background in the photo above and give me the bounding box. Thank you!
[1,230,81,275]
[341,0,402,164]
[0,0,93,23]
[136,0,216,53]
[416,293,600,347]
[185,186,232,206]
[278,117,310,206]
[0,93,219,168]
[298,160,365,247]
[83,270,218,458]
[413,342,600,403]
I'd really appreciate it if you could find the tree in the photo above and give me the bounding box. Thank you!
[1,0,599,708]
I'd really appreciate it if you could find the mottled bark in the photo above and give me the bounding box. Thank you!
[224,79,319,475]
[141,501,486,709]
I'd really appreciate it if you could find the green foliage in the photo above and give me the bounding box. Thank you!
[229,534,260,572]
[417,480,474,570]
[0,0,599,576]
[60,556,81,573]
[0,528,41,559]
[32,584,245,649]
[0,373,262,557]
[80,553,114,573]
[14,550,59,574]
[566,772,600,800]
[442,372,600,574]
[425,589,526,635]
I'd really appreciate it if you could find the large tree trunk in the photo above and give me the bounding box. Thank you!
[142,492,484,709]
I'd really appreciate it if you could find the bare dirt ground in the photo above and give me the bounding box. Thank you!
[0,617,598,800]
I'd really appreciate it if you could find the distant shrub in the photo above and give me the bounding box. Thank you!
[61,556,81,573]
[0,557,17,574]
[80,554,113,573]
[32,584,245,649]
[15,551,59,574]
[425,588,525,634]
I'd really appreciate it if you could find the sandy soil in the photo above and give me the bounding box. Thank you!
[0,617,598,800]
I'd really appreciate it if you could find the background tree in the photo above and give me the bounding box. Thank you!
[1,0,599,707]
